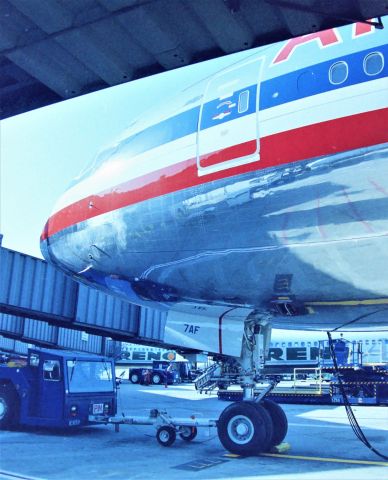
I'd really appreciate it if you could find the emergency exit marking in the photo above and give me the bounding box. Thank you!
[173,457,229,471]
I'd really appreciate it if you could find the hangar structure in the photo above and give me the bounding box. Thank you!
[1,0,387,119]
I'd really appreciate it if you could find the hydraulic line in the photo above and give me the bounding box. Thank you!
[331,308,388,331]
[327,331,388,461]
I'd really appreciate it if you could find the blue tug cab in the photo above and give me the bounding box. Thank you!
[0,348,116,429]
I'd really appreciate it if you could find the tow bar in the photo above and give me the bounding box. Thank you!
[89,409,217,447]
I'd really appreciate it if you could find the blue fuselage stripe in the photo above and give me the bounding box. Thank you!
[102,45,387,168]
[260,44,387,109]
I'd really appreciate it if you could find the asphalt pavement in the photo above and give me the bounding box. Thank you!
[0,382,387,480]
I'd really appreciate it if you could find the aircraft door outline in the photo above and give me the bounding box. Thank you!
[196,57,263,176]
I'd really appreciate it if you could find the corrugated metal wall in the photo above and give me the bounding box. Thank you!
[57,328,104,355]
[0,247,77,319]
[0,334,106,356]
[23,318,58,344]
[0,246,168,350]
[76,284,139,335]
[0,336,30,355]
[0,313,24,335]
[0,335,19,352]
[138,307,166,342]
[0,314,106,356]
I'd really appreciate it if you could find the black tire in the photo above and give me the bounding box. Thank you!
[156,426,176,447]
[130,373,139,384]
[261,399,288,448]
[152,373,162,385]
[217,401,273,456]
[0,386,18,429]
[179,426,198,442]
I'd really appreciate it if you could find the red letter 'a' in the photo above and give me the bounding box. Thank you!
[273,29,340,64]
[354,21,374,37]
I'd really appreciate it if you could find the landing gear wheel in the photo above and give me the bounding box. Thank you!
[156,426,176,447]
[217,401,273,456]
[179,426,198,441]
[0,386,18,429]
[130,373,139,384]
[152,374,162,385]
[261,399,288,448]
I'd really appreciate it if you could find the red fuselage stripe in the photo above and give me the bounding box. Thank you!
[199,139,258,168]
[41,108,388,241]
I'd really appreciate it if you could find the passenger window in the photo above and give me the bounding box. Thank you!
[329,61,348,85]
[363,52,384,75]
[43,360,61,381]
[238,90,249,113]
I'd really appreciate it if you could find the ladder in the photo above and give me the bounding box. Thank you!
[194,363,220,393]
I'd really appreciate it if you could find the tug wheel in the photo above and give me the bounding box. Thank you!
[217,401,273,456]
[0,386,18,429]
[152,373,162,385]
[129,373,139,384]
[156,426,176,447]
[261,399,288,448]
[179,426,198,441]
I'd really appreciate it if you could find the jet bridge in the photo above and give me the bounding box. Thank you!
[0,244,172,352]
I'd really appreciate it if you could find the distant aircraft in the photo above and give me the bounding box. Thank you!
[267,330,387,371]
[41,18,388,455]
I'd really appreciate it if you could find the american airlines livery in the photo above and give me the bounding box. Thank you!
[41,18,388,455]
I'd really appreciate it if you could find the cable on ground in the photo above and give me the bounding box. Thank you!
[327,331,388,461]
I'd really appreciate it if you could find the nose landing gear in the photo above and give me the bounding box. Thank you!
[207,316,289,456]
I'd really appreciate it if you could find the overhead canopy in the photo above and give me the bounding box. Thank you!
[1,0,387,119]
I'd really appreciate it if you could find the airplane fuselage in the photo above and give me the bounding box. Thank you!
[41,20,388,332]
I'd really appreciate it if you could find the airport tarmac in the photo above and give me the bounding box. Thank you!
[0,382,387,480]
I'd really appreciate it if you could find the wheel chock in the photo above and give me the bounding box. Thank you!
[270,442,291,454]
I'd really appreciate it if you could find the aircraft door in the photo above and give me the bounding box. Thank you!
[197,57,263,176]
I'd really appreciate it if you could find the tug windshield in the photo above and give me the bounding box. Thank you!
[66,360,114,393]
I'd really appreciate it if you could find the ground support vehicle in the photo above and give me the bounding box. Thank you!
[0,348,116,429]
[218,384,332,405]
[324,364,388,405]
[129,360,193,385]
[218,366,388,405]
[218,339,388,406]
